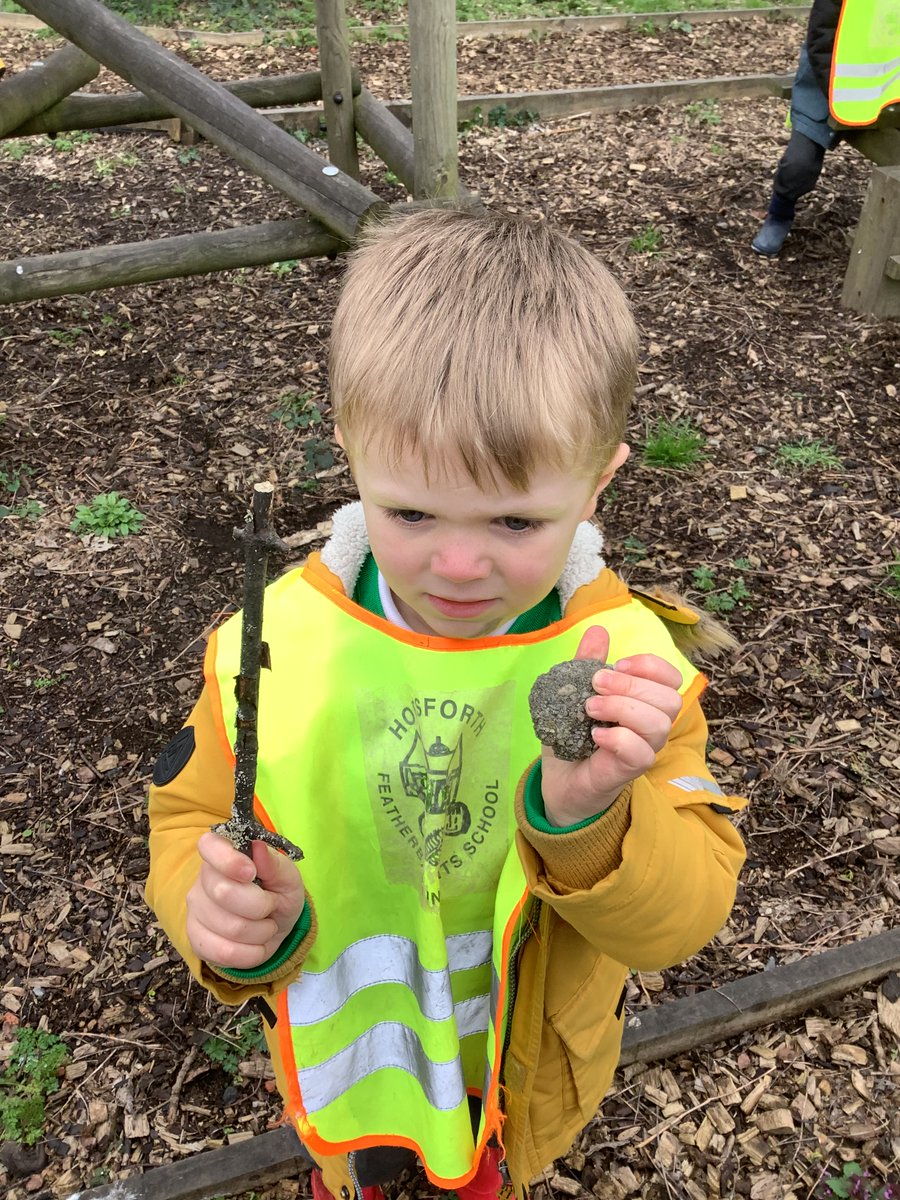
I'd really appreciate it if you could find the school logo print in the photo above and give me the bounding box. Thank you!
[361,684,513,908]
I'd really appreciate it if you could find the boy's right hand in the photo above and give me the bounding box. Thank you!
[186,831,306,970]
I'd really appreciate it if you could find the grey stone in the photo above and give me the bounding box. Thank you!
[528,658,610,761]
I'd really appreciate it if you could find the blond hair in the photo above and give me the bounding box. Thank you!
[329,207,638,490]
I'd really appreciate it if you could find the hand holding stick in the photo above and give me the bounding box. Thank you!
[212,482,303,863]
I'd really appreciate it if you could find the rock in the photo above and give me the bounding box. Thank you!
[528,659,610,760]
[0,1142,48,1179]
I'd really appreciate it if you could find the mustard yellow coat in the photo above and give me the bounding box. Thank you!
[147,552,746,1195]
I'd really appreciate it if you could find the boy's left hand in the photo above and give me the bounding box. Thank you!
[540,625,684,827]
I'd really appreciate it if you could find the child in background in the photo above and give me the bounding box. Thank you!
[147,208,746,1200]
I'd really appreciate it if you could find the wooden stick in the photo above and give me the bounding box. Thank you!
[314,0,359,180]
[0,41,99,138]
[16,0,385,241]
[0,217,342,305]
[212,484,302,862]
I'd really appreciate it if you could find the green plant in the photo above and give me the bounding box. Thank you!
[642,418,705,468]
[691,566,751,613]
[684,98,721,126]
[668,17,693,32]
[2,141,32,162]
[628,223,663,255]
[0,461,33,495]
[177,146,201,165]
[201,1013,266,1079]
[0,1026,69,1146]
[776,439,842,470]
[302,436,336,474]
[0,498,43,520]
[487,105,539,129]
[272,390,321,429]
[269,259,300,277]
[70,492,145,538]
[458,106,484,133]
[46,130,92,151]
[622,535,649,564]
[383,168,401,186]
[883,556,900,601]
[815,1162,896,1199]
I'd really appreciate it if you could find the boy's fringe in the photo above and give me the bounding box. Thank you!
[630,586,739,661]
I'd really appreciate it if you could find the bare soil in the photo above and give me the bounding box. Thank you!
[0,11,898,1200]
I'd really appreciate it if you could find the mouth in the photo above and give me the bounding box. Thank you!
[426,595,497,618]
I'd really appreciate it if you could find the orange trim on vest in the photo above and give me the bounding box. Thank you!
[300,564,633,651]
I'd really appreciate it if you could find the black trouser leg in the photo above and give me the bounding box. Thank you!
[772,130,827,205]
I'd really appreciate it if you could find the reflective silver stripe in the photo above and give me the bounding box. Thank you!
[832,76,900,103]
[288,932,492,1026]
[834,56,900,79]
[455,993,490,1040]
[447,930,493,972]
[668,775,725,796]
[298,1021,466,1113]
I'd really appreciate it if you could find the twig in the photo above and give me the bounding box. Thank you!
[167,1045,200,1126]
[213,483,303,862]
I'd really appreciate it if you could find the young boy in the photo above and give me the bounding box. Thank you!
[146,208,746,1200]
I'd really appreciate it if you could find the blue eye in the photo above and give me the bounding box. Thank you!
[387,509,428,525]
[501,517,542,533]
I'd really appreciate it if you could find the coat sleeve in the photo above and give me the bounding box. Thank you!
[514,695,747,971]
[806,0,842,95]
[145,685,314,1006]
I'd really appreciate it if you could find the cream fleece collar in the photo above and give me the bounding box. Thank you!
[319,501,606,612]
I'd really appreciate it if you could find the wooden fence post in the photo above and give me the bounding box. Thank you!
[408,0,458,200]
[16,0,384,241]
[314,0,359,179]
[841,165,900,318]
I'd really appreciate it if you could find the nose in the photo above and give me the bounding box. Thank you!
[431,536,491,583]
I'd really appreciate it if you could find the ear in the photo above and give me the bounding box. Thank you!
[580,443,630,520]
[334,426,346,450]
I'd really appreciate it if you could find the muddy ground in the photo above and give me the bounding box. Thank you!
[0,10,898,1200]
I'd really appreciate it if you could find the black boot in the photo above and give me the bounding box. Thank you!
[751,193,795,257]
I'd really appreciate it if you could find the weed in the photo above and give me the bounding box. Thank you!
[684,98,721,126]
[71,492,145,538]
[366,22,406,43]
[201,1013,266,1078]
[628,223,663,255]
[636,18,657,34]
[777,439,842,470]
[383,168,401,186]
[302,437,336,474]
[48,326,84,345]
[178,146,201,165]
[883,556,900,601]
[0,499,43,520]
[270,259,300,278]
[622,535,649,564]
[487,105,539,129]
[2,141,32,162]
[272,390,321,429]
[292,128,311,144]
[46,130,93,151]
[691,566,751,613]
[668,17,693,33]
[0,1026,69,1146]
[0,462,34,495]
[642,418,705,468]
[815,1162,896,1199]
[458,106,484,133]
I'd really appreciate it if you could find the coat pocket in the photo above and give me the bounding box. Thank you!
[545,946,627,1121]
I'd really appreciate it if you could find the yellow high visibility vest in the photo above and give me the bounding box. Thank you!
[206,565,703,1188]
[830,0,900,126]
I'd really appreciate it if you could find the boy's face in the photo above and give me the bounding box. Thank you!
[342,435,628,639]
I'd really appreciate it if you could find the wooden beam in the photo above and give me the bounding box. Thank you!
[408,0,458,199]
[0,41,99,138]
[16,0,384,242]
[620,926,900,1065]
[848,126,900,168]
[0,217,343,305]
[314,0,359,180]
[841,165,900,318]
[70,1123,311,1200]
[6,69,359,137]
